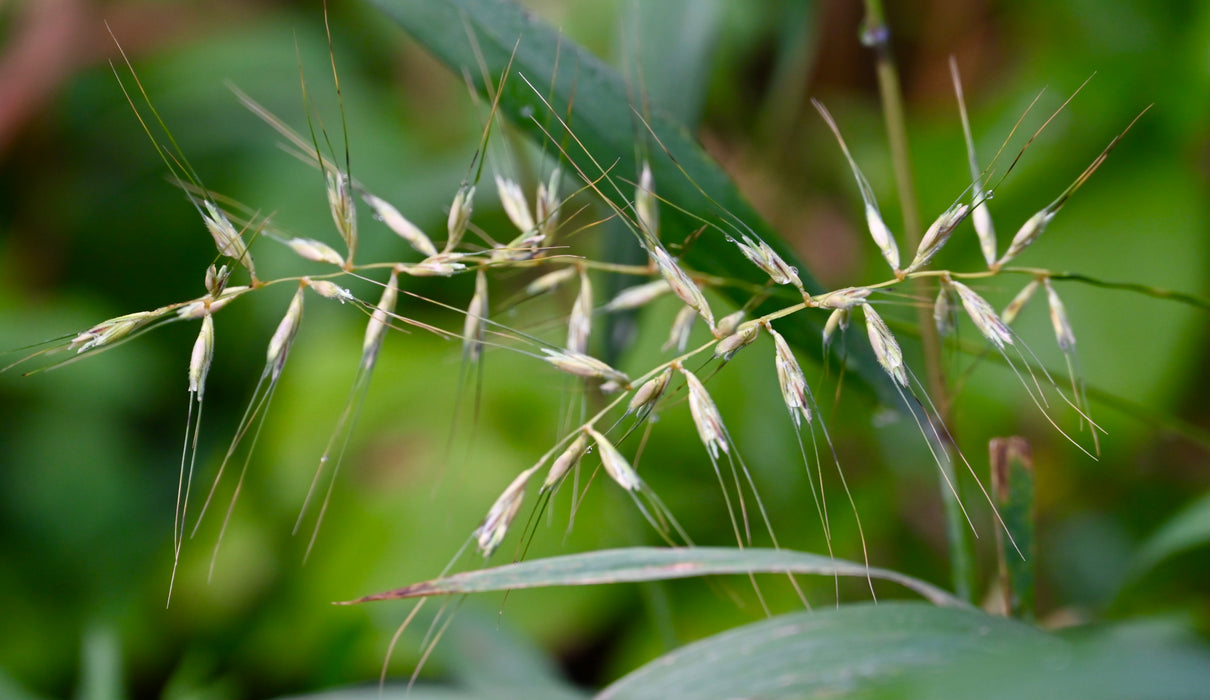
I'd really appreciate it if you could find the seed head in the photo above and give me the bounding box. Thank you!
[586,427,641,491]
[972,192,997,268]
[907,202,969,273]
[445,184,475,253]
[768,325,812,428]
[649,244,714,330]
[822,307,849,352]
[635,162,658,238]
[495,175,535,236]
[714,321,760,361]
[176,286,249,319]
[715,310,746,339]
[70,311,157,353]
[473,463,541,557]
[306,279,354,304]
[863,305,907,387]
[679,366,730,459]
[628,367,671,414]
[202,201,255,277]
[205,264,230,297]
[326,171,358,261]
[934,283,955,338]
[1001,279,1040,326]
[815,287,872,310]
[363,270,399,368]
[405,253,467,277]
[286,238,346,267]
[188,313,215,398]
[603,279,671,312]
[542,433,587,492]
[463,269,488,362]
[266,286,304,380]
[541,349,629,385]
[950,279,1014,349]
[997,209,1056,268]
[729,234,803,290]
[663,304,697,353]
[567,269,592,354]
[525,266,577,297]
[535,168,561,244]
[363,193,439,258]
[1043,278,1076,350]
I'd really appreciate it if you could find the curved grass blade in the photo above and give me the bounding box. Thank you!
[338,546,964,607]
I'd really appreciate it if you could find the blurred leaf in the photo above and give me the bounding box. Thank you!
[367,0,904,408]
[597,603,1046,700]
[1122,490,1210,586]
[342,547,964,607]
[991,437,1036,619]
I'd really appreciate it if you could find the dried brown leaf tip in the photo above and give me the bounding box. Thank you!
[364,193,439,258]
[862,304,907,387]
[678,365,730,459]
[326,171,357,264]
[567,268,592,354]
[473,463,541,557]
[586,427,642,492]
[541,349,629,385]
[813,99,900,272]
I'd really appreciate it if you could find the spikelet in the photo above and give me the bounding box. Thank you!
[663,304,697,353]
[628,367,671,415]
[567,268,592,354]
[188,314,216,398]
[463,269,488,363]
[405,253,467,277]
[287,238,345,267]
[822,307,849,352]
[648,244,715,330]
[1043,278,1076,351]
[715,310,746,339]
[175,286,249,320]
[862,305,907,387]
[729,234,803,291]
[604,279,671,312]
[472,463,541,556]
[69,310,158,353]
[266,286,305,381]
[204,264,229,297]
[635,162,658,238]
[363,270,400,369]
[715,321,760,362]
[907,202,969,273]
[934,283,956,338]
[495,175,535,236]
[542,433,588,492]
[541,349,629,385]
[586,427,642,491]
[535,168,561,244]
[445,184,474,253]
[305,279,354,304]
[326,171,358,263]
[951,58,998,268]
[679,366,730,459]
[813,99,900,272]
[364,193,439,258]
[996,209,1055,269]
[815,287,872,310]
[950,279,1014,349]
[525,267,577,298]
[202,201,256,278]
[1001,279,1040,326]
[768,325,812,428]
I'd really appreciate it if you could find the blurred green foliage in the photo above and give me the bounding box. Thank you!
[1,0,1208,697]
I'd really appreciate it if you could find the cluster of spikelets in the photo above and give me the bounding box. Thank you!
[5,48,1144,603]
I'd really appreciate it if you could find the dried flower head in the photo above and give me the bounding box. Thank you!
[473,463,541,556]
[364,193,439,258]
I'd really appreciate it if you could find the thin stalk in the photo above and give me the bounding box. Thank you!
[861,0,976,602]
